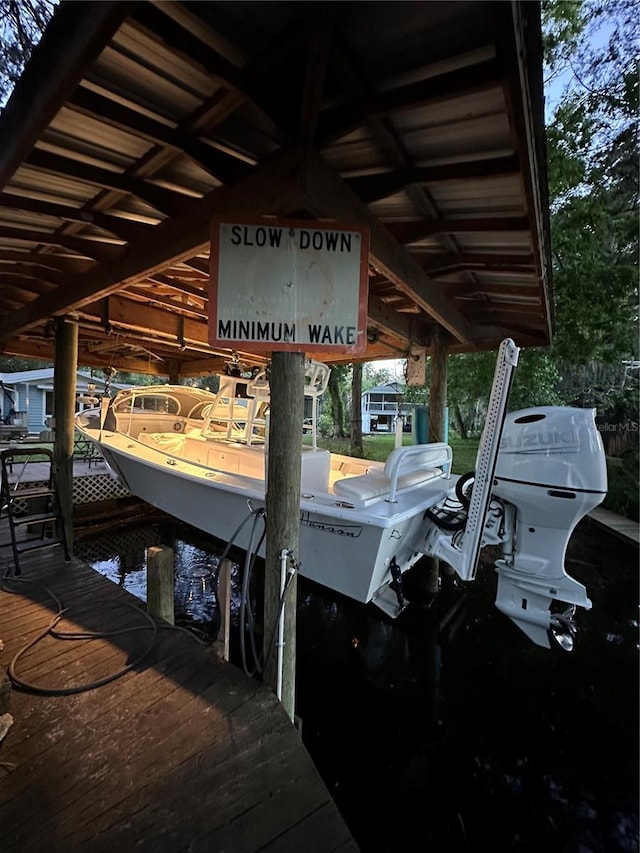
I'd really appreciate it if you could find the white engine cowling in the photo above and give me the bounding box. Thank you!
[492,406,607,648]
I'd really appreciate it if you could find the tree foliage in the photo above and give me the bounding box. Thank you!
[543,0,639,364]
[0,356,51,372]
[0,0,56,107]
[362,363,394,391]
[324,363,350,438]
[434,0,639,437]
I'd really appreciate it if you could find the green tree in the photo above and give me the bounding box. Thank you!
[0,0,56,107]
[0,356,51,372]
[543,0,639,364]
[324,363,350,438]
[362,363,394,392]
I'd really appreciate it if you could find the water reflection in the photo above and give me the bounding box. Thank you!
[76,523,234,639]
[76,517,639,853]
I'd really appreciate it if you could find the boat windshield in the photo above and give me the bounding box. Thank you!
[113,393,181,415]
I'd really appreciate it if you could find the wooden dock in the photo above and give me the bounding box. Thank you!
[589,506,639,546]
[0,544,359,852]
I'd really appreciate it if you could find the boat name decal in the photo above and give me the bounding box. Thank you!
[300,512,362,538]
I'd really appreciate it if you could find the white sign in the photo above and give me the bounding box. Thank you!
[209,216,370,353]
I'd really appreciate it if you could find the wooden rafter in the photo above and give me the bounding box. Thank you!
[346,155,520,204]
[317,57,502,145]
[300,149,472,343]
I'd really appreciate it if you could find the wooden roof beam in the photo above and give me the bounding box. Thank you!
[467,303,545,318]
[126,287,207,320]
[0,192,154,243]
[450,282,540,298]
[0,2,134,190]
[347,155,520,204]
[0,262,67,288]
[317,57,502,145]
[300,149,472,344]
[0,280,53,298]
[79,294,208,344]
[25,149,193,217]
[298,5,336,144]
[385,217,529,244]
[493,1,552,341]
[367,293,429,347]
[0,224,122,263]
[128,3,289,143]
[0,250,91,274]
[423,252,534,275]
[144,273,207,301]
[0,147,307,338]
[66,88,251,185]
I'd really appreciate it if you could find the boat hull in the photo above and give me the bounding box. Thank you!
[97,439,440,604]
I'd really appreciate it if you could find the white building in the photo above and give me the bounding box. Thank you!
[360,381,413,434]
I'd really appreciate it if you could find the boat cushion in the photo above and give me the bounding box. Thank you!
[333,468,440,502]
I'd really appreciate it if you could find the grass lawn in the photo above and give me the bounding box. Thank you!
[314,433,636,520]
[313,433,479,475]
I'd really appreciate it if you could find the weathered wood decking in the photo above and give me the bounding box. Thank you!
[588,505,639,546]
[0,544,358,852]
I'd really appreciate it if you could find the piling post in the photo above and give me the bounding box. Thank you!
[428,327,448,444]
[147,545,175,625]
[216,557,232,661]
[53,317,78,556]
[427,327,449,593]
[263,351,304,722]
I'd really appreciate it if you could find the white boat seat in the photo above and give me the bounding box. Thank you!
[333,468,442,502]
[333,443,452,504]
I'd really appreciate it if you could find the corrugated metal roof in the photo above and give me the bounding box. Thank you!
[0,0,552,377]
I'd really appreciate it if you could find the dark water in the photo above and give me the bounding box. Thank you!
[75,516,639,853]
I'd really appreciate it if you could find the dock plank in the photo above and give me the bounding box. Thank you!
[588,506,639,546]
[0,543,359,852]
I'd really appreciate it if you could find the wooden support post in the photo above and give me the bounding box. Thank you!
[428,327,448,444]
[168,360,181,385]
[53,317,78,556]
[147,545,175,625]
[428,327,450,591]
[215,557,232,661]
[263,351,304,722]
[350,362,364,457]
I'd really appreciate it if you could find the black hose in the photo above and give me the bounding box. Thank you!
[239,512,266,677]
[1,570,209,696]
[212,505,267,678]
[1,572,159,696]
[9,602,158,696]
[213,505,296,680]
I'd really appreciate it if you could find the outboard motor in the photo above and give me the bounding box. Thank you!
[492,406,607,649]
[420,339,608,650]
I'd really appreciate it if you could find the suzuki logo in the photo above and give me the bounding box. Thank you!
[500,429,578,450]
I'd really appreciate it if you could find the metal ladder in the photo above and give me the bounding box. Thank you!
[0,447,70,576]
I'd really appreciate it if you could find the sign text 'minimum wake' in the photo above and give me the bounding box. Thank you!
[209,217,370,354]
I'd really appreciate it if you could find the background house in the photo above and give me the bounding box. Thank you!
[0,369,126,437]
[361,381,412,434]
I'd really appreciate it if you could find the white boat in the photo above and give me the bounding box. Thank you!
[75,340,607,650]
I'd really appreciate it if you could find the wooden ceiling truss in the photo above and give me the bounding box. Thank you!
[0,0,551,375]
